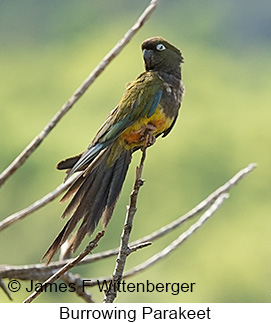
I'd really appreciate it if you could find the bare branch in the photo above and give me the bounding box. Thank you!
[0,163,257,283]
[23,230,104,303]
[0,0,160,188]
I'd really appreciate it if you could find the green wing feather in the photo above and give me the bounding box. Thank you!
[65,72,163,179]
[92,71,164,146]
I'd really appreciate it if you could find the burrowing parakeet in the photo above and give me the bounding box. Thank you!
[43,37,185,263]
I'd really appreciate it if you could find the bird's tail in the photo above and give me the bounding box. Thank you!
[42,146,132,264]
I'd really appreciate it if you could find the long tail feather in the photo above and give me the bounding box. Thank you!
[42,146,131,264]
[56,153,82,170]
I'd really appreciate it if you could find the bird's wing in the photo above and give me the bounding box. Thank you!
[65,72,163,180]
[92,72,163,145]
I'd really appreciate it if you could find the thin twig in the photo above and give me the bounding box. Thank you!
[0,163,257,282]
[128,241,152,254]
[23,230,105,303]
[0,0,160,188]
[103,133,151,303]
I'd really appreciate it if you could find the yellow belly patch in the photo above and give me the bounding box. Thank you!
[120,107,173,149]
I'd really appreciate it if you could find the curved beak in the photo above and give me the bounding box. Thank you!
[143,49,153,61]
[143,49,153,69]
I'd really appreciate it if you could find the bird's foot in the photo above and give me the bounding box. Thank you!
[141,124,156,148]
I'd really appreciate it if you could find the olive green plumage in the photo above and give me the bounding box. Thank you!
[43,37,185,263]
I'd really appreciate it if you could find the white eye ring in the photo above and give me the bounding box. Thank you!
[156,43,166,51]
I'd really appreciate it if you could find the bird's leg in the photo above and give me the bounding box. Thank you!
[123,123,156,147]
[141,124,156,148]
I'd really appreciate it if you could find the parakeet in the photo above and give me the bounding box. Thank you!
[43,37,185,263]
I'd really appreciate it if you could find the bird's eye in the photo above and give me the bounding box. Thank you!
[156,43,166,51]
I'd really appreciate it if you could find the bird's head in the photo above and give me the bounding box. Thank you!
[141,37,184,77]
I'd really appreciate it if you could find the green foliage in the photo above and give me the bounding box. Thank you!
[0,1,270,303]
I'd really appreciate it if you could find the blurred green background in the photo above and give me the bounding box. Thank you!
[0,0,270,303]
